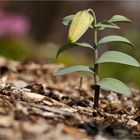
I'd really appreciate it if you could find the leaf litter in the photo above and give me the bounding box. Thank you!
[0,57,139,139]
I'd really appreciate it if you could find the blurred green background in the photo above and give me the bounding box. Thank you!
[0,1,139,88]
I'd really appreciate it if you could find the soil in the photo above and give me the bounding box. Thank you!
[0,57,139,140]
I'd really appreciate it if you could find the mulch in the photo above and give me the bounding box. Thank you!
[0,57,139,140]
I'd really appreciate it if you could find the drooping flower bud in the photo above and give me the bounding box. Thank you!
[68,10,94,43]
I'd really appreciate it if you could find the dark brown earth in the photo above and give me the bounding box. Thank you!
[0,57,139,140]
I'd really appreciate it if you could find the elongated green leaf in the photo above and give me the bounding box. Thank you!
[96,20,120,30]
[95,51,140,67]
[109,15,131,23]
[62,15,74,26]
[75,42,96,49]
[53,65,95,76]
[98,35,134,48]
[56,43,73,58]
[97,78,131,97]
[56,43,95,58]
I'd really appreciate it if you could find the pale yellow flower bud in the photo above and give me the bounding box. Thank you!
[68,10,94,43]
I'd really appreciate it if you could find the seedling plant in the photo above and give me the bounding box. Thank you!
[54,9,140,108]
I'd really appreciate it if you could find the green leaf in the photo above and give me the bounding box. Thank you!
[62,15,73,26]
[56,43,95,58]
[95,51,140,67]
[53,65,95,76]
[98,35,134,48]
[75,42,96,49]
[96,20,120,30]
[97,78,131,97]
[109,15,131,23]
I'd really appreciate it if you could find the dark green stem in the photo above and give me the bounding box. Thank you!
[91,10,100,109]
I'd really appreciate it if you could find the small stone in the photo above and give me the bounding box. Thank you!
[127,119,138,126]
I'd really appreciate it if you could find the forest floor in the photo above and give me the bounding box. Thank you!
[0,57,140,140]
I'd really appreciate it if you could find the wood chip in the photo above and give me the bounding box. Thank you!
[127,119,138,126]
[21,91,45,102]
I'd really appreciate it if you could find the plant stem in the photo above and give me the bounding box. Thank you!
[92,11,100,109]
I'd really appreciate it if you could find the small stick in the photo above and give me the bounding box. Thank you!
[91,84,100,108]
[93,85,100,109]
[79,76,83,90]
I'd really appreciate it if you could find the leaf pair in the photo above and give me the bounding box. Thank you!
[56,35,134,58]
[96,15,131,30]
[56,42,96,58]
[54,65,131,97]
[63,14,131,31]
[54,50,140,76]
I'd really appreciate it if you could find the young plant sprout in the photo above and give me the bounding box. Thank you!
[54,9,140,108]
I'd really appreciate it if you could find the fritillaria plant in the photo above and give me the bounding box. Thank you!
[54,9,140,108]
